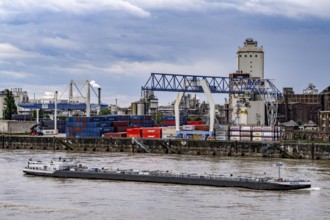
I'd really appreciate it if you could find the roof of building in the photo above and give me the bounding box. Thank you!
[282,120,299,127]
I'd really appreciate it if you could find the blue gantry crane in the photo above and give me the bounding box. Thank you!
[141,73,282,138]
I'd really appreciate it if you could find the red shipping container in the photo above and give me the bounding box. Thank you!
[142,133,161,139]
[103,132,126,138]
[161,120,176,126]
[127,133,141,138]
[112,121,129,127]
[126,128,141,138]
[195,125,209,131]
[141,127,162,134]
[115,126,128,132]
[186,121,204,125]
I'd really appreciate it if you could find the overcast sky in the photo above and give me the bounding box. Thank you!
[1,0,330,106]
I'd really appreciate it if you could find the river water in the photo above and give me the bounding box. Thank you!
[0,150,329,220]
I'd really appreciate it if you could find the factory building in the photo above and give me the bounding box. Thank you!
[277,85,322,125]
[229,38,265,125]
[0,88,29,118]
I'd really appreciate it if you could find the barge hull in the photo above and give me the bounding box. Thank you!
[23,169,310,190]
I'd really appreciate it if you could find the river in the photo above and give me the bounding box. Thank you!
[0,149,329,220]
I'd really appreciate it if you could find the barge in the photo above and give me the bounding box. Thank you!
[23,158,311,190]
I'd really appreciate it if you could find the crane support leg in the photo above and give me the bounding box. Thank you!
[175,92,184,132]
[197,80,215,133]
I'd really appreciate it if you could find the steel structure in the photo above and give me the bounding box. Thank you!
[142,73,282,126]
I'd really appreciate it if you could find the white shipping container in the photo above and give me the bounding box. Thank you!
[261,137,274,141]
[229,126,241,131]
[182,125,195,131]
[262,132,275,137]
[162,127,177,134]
[215,136,229,141]
[252,132,262,137]
[230,131,241,136]
[240,126,251,131]
[230,136,240,141]
[252,126,262,131]
[240,136,251,141]
[262,126,275,131]
[162,134,177,139]
[215,131,228,136]
[240,131,251,136]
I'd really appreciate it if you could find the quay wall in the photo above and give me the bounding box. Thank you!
[1,135,330,160]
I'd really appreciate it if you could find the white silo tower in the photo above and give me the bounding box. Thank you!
[231,38,265,125]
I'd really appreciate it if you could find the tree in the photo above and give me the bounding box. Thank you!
[99,108,111,115]
[155,111,163,125]
[2,89,17,120]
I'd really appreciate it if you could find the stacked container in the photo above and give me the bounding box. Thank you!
[240,126,252,141]
[141,127,162,139]
[162,127,177,139]
[161,115,187,127]
[215,125,229,141]
[126,128,141,138]
[229,126,241,141]
[66,116,114,138]
[130,115,155,127]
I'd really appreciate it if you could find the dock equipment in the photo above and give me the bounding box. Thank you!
[141,73,282,136]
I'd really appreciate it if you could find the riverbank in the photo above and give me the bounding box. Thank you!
[1,135,330,160]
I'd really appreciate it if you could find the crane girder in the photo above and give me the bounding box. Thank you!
[142,73,282,98]
[141,73,283,126]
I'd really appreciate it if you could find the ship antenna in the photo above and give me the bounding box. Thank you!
[275,162,283,180]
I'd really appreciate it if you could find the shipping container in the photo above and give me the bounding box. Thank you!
[142,133,161,139]
[252,132,262,137]
[240,131,251,136]
[141,127,162,134]
[182,125,195,131]
[186,121,204,125]
[215,131,228,136]
[114,126,127,132]
[252,137,262,141]
[240,126,251,131]
[240,136,251,141]
[192,134,203,140]
[215,135,229,141]
[261,132,275,137]
[195,125,209,131]
[261,126,275,131]
[230,136,240,141]
[252,126,262,131]
[261,137,274,141]
[229,126,241,131]
[102,132,126,138]
[230,131,241,136]
[126,133,141,138]
[162,128,177,135]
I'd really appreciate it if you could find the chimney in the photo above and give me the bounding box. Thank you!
[98,87,101,105]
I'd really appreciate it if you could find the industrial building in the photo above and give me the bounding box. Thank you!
[277,84,322,125]
[229,38,265,126]
[0,88,29,118]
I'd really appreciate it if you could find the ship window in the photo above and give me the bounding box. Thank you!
[239,55,242,57]
[250,55,252,57]
[245,55,247,57]
[255,55,258,57]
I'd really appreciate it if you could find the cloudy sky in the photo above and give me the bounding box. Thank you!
[1,0,330,106]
